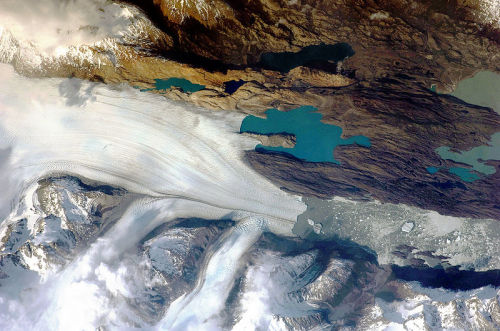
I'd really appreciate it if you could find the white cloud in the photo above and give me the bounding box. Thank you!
[0,0,161,73]
[0,0,135,54]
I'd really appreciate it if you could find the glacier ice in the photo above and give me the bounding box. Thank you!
[0,62,306,330]
[0,63,305,224]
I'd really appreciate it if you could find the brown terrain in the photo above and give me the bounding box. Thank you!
[244,81,500,220]
[17,0,500,219]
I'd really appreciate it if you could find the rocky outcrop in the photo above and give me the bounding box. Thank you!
[243,132,297,148]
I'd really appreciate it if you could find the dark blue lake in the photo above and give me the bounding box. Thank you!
[224,80,246,94]
[259,42,355,73]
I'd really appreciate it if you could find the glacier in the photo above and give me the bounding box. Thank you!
[0,63,305,330]
[0,64,304,223]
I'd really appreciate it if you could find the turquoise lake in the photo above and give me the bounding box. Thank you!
[435,132,500,176]
[428,71,500,182]
[427,165,481,182]
[426,166,439,174]
[448,167,480,182]
[141,78,205,93]
[240,105,370,163]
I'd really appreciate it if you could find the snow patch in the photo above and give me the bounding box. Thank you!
[370,11,390,20]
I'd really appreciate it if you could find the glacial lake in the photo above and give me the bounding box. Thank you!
[240,105,370,163]
[436,132,500,176]
[450,71,500,115]
[448,167,480,182]
[141,78,205,93]
[224,79,246,94]
[428,71,500,182]
[426,166,439,174]
[426,166,480,182]
[259,42,355,73]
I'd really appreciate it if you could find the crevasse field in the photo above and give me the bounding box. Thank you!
[0,63,307,329]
